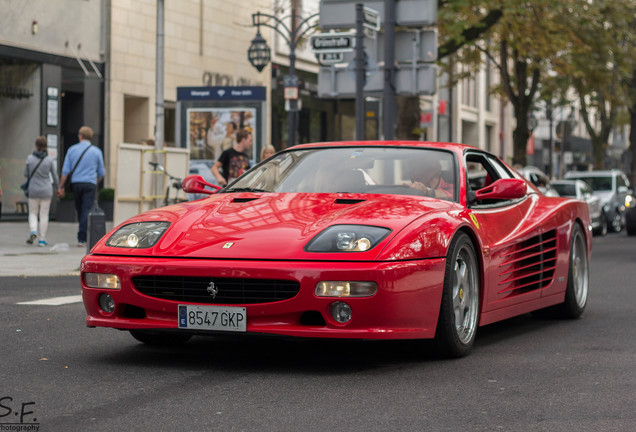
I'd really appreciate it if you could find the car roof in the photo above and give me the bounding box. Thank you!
[551,179,580,185]
[565,170,622,177]
[289,140,479,154]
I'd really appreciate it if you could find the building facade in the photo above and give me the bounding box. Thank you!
[0,0,105,215]
[1,0,519,218]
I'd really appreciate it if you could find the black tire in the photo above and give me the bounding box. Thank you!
[610,210,623,233]
[129,329,192,346]
[626,211,636,236]
[434,232,480,358]
[555,223,589,318]
[594,212,608,237]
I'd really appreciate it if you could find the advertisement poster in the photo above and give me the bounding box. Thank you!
[186,107,257,163]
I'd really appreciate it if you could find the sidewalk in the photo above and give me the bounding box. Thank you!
[0,220,113,277]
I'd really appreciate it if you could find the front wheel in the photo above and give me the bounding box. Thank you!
[594,212,608,237]
[610,210,623,232]
[434,232,480,358]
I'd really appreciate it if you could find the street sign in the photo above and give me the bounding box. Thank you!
[318,52,345,64]
[311,32,356,53]
[318,65,384,98]
[284,87,299,100]
[362,6,380,31]
[319,0,437,29]
[395,64,437,95]
[282,74,299,88]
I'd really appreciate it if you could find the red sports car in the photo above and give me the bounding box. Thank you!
[81,141,591,357]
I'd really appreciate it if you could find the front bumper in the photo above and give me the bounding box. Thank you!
[81,254,446,340]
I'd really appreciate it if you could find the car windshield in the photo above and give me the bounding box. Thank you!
[225,146,457,201]
[569,176,612,191]
[553,183,576,197]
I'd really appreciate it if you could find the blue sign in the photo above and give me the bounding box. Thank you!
[177,86,266,101]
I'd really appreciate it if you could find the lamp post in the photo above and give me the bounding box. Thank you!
[248,7,318,149]
[559,106,578,177]
[545,100,554,178]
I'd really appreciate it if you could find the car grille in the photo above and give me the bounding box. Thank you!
[498,229,557,295]
[132,276,301,304]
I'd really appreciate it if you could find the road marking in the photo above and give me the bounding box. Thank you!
[17,295,83,306]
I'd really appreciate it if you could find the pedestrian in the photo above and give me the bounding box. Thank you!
[261,144,275,161]
[56,126,105,247]
[211,128,252,186]
[24,136,59,246]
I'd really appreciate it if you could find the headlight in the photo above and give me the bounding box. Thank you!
[316,281,378,297]
[625,195,634,208]
[84,273,121,289]
[305,225,391,252]
[106,221,170,248]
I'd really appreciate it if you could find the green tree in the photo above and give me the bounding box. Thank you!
[554,0,636,169]
[395,1,504,141]
[440,0,573,165]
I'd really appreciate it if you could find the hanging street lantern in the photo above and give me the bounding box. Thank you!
[247,9,318,148]
[247,31,271,72]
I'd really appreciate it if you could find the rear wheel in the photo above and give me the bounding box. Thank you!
[434,232,480,358]
[129,329,192,346]
[540,223,589,319]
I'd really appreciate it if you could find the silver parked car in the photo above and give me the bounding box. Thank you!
[564,169,632,232]
[552,179,606,236]
[516,166,560,197]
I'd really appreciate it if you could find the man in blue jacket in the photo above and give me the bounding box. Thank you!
[57,126,105,247]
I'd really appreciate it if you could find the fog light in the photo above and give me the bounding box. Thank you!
[331,301,352,323]
[98,293,115,313]
[84,273,120,289]
[316,281,378,297]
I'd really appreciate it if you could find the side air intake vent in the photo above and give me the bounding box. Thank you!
[498,229,557,296]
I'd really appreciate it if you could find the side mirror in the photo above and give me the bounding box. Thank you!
[182,175,221,195]
[475,178,527,201]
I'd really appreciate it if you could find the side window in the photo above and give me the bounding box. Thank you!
[465,153,526,207]
[465,153,506,206]
[466,161,489,191]
[617,175,627,189]
[487,156,513,179]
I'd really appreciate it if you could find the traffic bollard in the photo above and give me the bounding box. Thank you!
[87,201,106,253]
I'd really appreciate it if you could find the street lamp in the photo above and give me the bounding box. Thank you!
[545,100,554,178]
[248,9,318,148]
[559,106,578,176]
[247,31,271,72]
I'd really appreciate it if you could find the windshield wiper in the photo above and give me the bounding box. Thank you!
[224,187,268,193]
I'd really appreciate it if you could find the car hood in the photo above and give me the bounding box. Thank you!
[94,192,458,261]
[593,191,614,205]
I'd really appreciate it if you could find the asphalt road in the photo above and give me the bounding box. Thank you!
[1,232,635,432]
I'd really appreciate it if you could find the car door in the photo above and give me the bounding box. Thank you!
[580,182,601,222]
[465,152,542,312]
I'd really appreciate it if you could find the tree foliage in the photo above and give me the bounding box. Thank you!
[437,0,636,169]
[553,0,636,168]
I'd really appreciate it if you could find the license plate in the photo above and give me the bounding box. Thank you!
[178,305,246,332]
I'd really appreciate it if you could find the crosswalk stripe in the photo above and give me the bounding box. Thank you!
[17,295,83,306]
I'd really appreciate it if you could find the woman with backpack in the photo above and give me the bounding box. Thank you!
[24,136,58,246]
